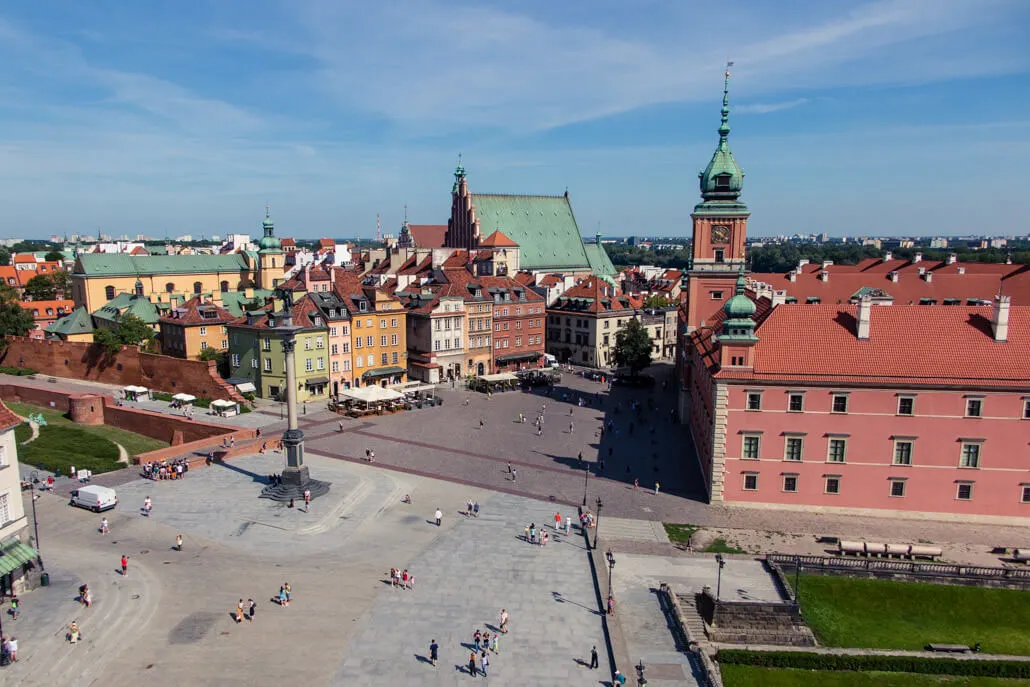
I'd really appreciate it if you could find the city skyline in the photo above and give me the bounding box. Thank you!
[1,1,1028,239]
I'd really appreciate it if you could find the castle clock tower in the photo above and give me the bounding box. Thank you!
[686,66,750,332]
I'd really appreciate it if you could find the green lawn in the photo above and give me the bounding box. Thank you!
[722,665,1030,687]
[663,523,697,545]
[7,401,167,473]
[793,575,1030,655]
[704,537,749,554]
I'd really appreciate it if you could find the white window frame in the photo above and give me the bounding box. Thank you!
[956,482,974,501]
[965,397,983,418]
[742,472,759,491]
[889,479,907,498]
[959,441,982,469]
[1020,483,1030,504]
[897,395,915,416]
[746,391,762,411]
[263,358,272,372]
[199,326,207,336]
[824,475,841,495]
[826,437,847,463]
[741,434,761,460]
[892,439,914,466]
[782,474,798,493]
[831,393,849,414]
[787,392,805,413]
[231,353,240,368]
[783,436,804,462]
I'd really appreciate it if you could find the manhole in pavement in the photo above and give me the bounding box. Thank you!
[169,612,220,645]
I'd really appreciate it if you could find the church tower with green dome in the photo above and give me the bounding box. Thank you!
[719,268,759,368]
[258,205,285,290]
[686,64,751,333]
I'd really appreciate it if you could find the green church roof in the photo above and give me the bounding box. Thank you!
[46,306,94,335]
[75,253,249,277]
[220,289,274,317]
[471,193,593,272]
[584,240,617,277]
[92,294,160,325]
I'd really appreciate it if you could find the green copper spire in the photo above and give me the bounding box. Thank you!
[721,267,758,342]
[258,204,282,253]
[452,153,466,193]
[699,63,744,202]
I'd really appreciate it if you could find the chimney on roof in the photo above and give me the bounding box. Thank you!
[787,271,796,283]
[856,295,872,340]
[957,266,966,275]
[771,290,787,307]
[889,271,899,283]
[884,251,893,261]
[819,270,829,282]
[992,295,1010,342]
[947,253,958,265]
[822,260,833,269]
[304,264,312,286]
[923,271,932,283]
[917,267,925,276]
[798,259,809,268]
[914,252,923,263]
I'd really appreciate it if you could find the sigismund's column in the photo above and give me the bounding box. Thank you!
[260,304,330,502]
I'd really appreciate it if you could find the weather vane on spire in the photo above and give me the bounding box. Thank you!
[265,202,271,218]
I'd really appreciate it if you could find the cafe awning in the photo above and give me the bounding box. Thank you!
[304,377,330,387]
[234,382,257,393]
[362,366,405,379]
[495,351,541,363]
[0,540,39,576]
[339,386,404,403]
[479,372,517,383]
[172,393,196,402]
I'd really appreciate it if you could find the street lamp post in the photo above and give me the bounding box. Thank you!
[637,658,648,686]
[794,555,802,606]
[593,496,604,551]
[582,459,590,507]
[605,549,616,601]
[29,470,44,571]
[715,554,725,601]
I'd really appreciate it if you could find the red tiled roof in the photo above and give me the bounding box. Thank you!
[479,230,519,248]
[550,276,640,314]
[408,224,447,248]
[317,238,335,250]
[751,271,1024,305]
[129,246,149,255]
[160,296,236,325]
[21,299,75,321]
[538,274,562,287]
[0,399,22,431]
[711,303,1030,389]
[280,238,296,248]
[513,272,536,287]
[13,254,36,264]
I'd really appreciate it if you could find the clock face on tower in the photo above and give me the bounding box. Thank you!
[710,225,730,244]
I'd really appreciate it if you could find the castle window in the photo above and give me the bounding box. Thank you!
[193,281,202,294]
[166,282,175,293]
[105,285,116,300]
[714,249,725,263]
[221,281,230,293]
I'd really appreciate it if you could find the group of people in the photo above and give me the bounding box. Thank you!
[234,599,257,623]
[464,499,480,518]
[141,459,189,481]
[522,523,550,546]
[388,568,415,590]
[275,583,292,607]
[1,635,17,663]
[426,609,508,677]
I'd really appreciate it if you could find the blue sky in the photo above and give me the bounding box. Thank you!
[1,0,1028,239]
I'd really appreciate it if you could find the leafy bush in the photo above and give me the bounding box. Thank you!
[0,365,39,376]
[717,650,1030,679]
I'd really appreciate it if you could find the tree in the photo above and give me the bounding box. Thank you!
[199,347,230,377]
[92,327,123,356]
[643,295,671,308]
[116,314,156,348]
[612,317,653,375]
[45,250,65,262]
[0,282,35,340]
[23,274,57,301]
[0,248,9,266]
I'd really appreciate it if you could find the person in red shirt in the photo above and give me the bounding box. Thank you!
[120,555,128,576]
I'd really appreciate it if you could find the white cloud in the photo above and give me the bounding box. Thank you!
[735,98,811,115]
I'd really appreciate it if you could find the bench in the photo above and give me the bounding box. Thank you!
[927,643,978,653]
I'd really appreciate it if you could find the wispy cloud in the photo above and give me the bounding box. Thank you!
[735,98,810,115]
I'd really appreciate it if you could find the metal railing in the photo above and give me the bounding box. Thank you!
[767,553,1030,582]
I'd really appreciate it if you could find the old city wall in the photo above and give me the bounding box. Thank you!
[0,337,244,402]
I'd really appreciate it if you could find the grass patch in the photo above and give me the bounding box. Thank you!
[704,538,749,554]
[663,523,697,545]
[722,665,1030,687]
[6,401,167,470]
[792,575,1030,655]
[14,422,120,474]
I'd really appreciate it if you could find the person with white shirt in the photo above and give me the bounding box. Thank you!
[434,508,442,526]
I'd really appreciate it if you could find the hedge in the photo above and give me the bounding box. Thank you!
[717,650,1030,679]
[0,365,38,376]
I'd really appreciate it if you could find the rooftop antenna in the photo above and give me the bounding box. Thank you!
[376,214,382,242]
[403,204,408,223]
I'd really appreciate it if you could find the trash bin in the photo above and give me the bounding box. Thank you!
[40,571,50,587]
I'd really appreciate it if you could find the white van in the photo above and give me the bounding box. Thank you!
[69,485,118,512]
[544,353,559,369]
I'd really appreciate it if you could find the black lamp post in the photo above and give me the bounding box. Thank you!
[794,555,802,606]
[582,457,590,507]
[605,549,616,601]
[29,470,44,571]
[637,658,648,686]
[593,496,604,550]
[715,553,725,601]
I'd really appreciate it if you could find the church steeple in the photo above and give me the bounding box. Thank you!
[452,153,466,193]
[720,267,758,343]
[699,63,744,203]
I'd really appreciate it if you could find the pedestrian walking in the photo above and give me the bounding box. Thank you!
[480,651,489,676]
[554,511,562,531]
[479,419,484,429]
[507,462,513,476]
[499,608,509,634]
[120,554,128,576]
[569,421,574,434]
[429,639,439,666]
[565,516,572,535]
[542,531,549,547]
[434,507,443,526]
[466,499,474,516]
[633,478,639,490]
[176,534,183,551]
[5,636,16,662]
[536,425,542,437]
[143,495,152,516]
[82,587,92,608]
[474,629,481,651]
[235,599,244,623]
[248,598,256,622]
[472,502,479,518]
[590,645,599,669]
[607,595,616,616]
[654,481,660,496]
[304,488,311,511]
[10,595,19,619]
[511,468,517,482]
[284,582,292,604]
[100,517,109,535]
[338,420,344,432]
[491,633,499,653]
[278,585,288,606]
[468,651,478,677]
